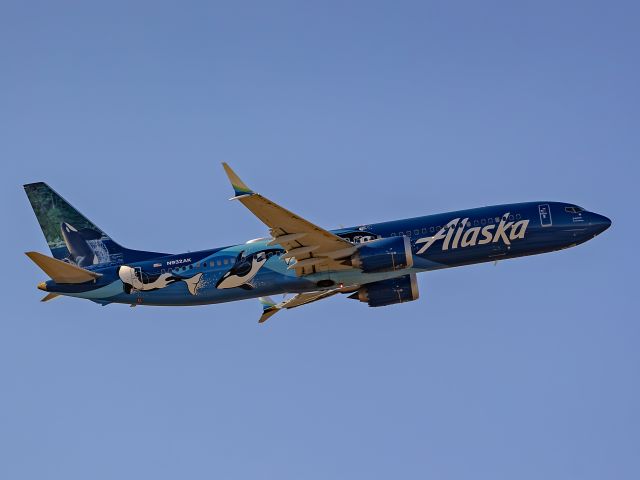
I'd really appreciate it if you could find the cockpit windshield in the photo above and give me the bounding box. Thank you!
[565,206,585,214]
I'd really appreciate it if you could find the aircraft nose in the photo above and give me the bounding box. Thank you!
[590,213,612,235]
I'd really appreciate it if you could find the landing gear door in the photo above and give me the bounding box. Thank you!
[538,204,553,227]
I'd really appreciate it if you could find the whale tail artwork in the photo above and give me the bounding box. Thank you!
[24,182,167,267]
[182,273,203,295]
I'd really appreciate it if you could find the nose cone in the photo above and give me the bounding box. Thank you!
[590,213,612,235]
[37,281,48,291]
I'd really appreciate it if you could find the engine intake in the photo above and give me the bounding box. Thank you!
[349,274,419,307]
[351,236,413,273]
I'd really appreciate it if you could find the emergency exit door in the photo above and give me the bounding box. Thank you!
[539,204,553,227]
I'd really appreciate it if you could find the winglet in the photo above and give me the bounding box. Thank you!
[222,162,254,199]
[258,296,280,323]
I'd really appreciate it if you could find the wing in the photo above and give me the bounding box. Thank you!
[258,286,357,323]
[222,163,357,276]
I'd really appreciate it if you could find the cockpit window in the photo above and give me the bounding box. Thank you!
[565,206,585,214]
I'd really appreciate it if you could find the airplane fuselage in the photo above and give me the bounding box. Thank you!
[39,201,611,307]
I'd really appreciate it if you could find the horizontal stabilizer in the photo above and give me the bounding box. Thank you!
[41,293,60,302]
[25,251,102,284]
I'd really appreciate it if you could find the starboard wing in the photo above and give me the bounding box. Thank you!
[222,163,357,276]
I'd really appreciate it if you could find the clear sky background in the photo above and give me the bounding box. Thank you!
[1,1,638,478]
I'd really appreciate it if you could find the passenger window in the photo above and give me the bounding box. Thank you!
[217,260,222,266]
[515,214,521,220]
[414,229,419,235]
[223,259,229,265]
[481,219,486,225]
[406,231,411,236]
[391,232,396,237]
[509,215,514,221]
[474,220,479,226]
[422,228,427,234]
[430,227,434,233]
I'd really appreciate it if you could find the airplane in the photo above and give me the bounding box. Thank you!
[24,163,611,323]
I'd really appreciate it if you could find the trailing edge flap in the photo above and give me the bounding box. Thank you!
[25,251,102,284]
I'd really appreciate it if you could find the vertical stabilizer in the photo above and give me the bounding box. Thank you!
[24,182,167,266]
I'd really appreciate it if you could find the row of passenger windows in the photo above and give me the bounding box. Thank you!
[160,258,233,274]
[160,251,285,274]
[390,214,522,238]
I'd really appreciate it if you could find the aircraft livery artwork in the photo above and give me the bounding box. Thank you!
[24,183,164,267]
[415,214,529,253]
[24,163,611,323]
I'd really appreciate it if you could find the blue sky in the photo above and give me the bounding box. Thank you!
[1,1,638,478]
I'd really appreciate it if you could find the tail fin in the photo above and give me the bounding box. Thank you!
[24,182,167,266]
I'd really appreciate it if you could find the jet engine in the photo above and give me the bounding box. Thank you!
[350,236,413,273]
[349,274,419,307]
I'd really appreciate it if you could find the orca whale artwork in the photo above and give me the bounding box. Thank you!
[216,249,284,290]
[24,163,611,322]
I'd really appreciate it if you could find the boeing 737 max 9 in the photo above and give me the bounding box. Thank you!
[24,163,611,322]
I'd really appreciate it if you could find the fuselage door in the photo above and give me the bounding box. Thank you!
[135,267,145,285]
[538,204,553,227]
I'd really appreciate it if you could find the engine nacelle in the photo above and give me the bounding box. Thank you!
[350,274,420,307]
[351,236,413,273]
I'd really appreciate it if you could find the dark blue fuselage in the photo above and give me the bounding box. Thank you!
[42,201,611,306]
